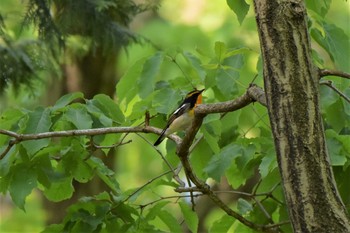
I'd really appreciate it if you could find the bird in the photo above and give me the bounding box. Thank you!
[154,89,204,146]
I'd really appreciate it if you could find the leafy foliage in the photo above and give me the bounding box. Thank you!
[0,0,349,232]
[0,0,158,92]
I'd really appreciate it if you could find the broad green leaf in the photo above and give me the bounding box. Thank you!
[0,108,25,130]
[138,52,164,98]
[86,101,113,127]
[158,210,182,233]
[311,23,350,72]
[202,123,221,154]
[326,99,349,133]
[9,164,37,210]
[259,152,277,178]
[209,214,235,233]
[182,51,206,81]
[117,57,147,103]
[146,201,170,220]
[204,144,241,181]
[237,198,253,215]
[326,133,348,166]
[214,41,226,62]
[306,0,331,17]
[110,202,137,223]
[153,88,181,114]
[0,146,16,177]
[65,104,93,129]
[22,107,52,155]
[43,177,74,202]
[226,0,250,25]
[73,161,94,183]
[87,157,120,192]
[91,94,125,124]
[216,68,239,97]
[51,92,84,111]
[179,202,198,233]
[224,47,251,59]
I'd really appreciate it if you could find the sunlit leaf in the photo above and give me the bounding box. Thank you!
[138,52,164,98]
[43,176,74,202]
[51,92,84,111]
[226,0,250,25]
[179,202,198,233]
[158,210,182,233]
[117,57,147,104]
[209,214,235,233]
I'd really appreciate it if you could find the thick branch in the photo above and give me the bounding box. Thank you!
[0,126,181,159]
[175,86,279,233]
[319,68,350,80]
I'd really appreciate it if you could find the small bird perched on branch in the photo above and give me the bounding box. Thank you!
[154,89,204,146]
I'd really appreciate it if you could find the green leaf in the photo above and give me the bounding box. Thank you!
[204,144,241,181]
[224,47,251,59]
[216,68,239,97]
[326,99,349,133]
[65,104,93,129]
[87,157,120,192]
[209,214,235,233]
[0,108,25,130]
[237,198,253,215]
[306,0,331,17]
[138,52,164,98]
[311,23,350,72]
[86,101,113,127]
[202,122,221,154]
[158,210,182,233]
[146,201,170,221]
[259,152,277,178]
[22,107,52,155]
[214,41,226,62]
[153,88,181,114]
[182,51,206,82]
[91,94,125,124]
[42,224,64,233]
[117,57,147,104]
[226,0,250,25]
[51,92,84,111]
[179,202,198,233]
[43,177,74,202]
[9,164,37,210]
[326,131,348,166]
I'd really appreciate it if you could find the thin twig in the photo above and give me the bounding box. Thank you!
[135,133,185,186]
[123,170,173,203]
[320,80,350,103]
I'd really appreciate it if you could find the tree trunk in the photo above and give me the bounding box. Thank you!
[43,49,119,224]
[253,0,350,232]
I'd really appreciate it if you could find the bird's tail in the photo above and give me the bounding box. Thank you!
[154,128,167,146]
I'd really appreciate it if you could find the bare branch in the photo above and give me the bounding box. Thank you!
[320,80,350,103]
[319,68,350,80]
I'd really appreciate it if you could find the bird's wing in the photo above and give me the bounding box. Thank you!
[166,103,191,127]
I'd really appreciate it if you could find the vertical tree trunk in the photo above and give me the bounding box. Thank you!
[43,49,119,224]
[253,0,350,232]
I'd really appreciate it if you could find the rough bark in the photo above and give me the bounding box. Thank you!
[253,0,350,232]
